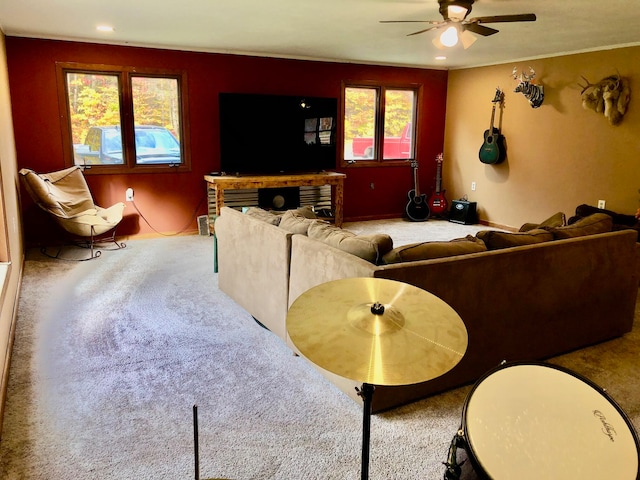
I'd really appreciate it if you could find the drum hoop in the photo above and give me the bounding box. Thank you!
[459,361,640,480]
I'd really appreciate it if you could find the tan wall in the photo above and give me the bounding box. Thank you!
[444,46,640,230]
[0,30,25,434]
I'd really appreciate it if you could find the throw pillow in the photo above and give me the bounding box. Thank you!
[244,207,282,226]
[476,228,553,250]
[279,210,318,234]
[545,213,613,239]
[382,235,486,264]
[307,221,393,264]
[519,211,566,232]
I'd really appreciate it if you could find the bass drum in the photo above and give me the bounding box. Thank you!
[445,362,640,480]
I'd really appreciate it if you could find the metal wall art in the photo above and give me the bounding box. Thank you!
[512,67,544,108]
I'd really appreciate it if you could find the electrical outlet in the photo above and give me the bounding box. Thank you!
[597,200,606,209]
[471,182,476,191]
[126,188,134,202]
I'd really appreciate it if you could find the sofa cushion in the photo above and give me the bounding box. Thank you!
[244,207,282,226]
[279,210,318,234]
[572,204,637,227]
[476,228,554,250]
[307,221,393,264]
[291,205,318,219]
[519,211,566,232]
[545,213,613,239]
[382,235,486,264]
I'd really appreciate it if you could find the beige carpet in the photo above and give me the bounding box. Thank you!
[0,219,638,479]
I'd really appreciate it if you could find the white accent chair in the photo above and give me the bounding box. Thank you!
[19,166,126,260]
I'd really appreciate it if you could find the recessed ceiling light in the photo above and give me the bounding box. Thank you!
[435,56,447,60]
[96,25,115,33]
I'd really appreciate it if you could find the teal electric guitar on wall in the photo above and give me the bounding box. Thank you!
[479,89,506,165]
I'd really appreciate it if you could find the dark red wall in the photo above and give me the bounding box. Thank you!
[6,37,448,241]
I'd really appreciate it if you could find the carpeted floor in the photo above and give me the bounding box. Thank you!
[0,219,638,479]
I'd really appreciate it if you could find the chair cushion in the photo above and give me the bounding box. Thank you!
[19,166,124,238]
[20,166,95,218]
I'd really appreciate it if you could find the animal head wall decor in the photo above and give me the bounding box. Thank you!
[578,73,630,126]
[512,67,544,108]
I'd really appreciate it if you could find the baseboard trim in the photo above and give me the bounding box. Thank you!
[0,261,22,441]
[479,220,517,232]
[117,230,202,241]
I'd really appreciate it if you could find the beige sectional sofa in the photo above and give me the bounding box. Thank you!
[215,206,639,413]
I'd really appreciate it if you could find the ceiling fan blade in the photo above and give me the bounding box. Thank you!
[463,23,498,36]
[379,20,441,24]
[407,25,441,36]
[470,13,536,24]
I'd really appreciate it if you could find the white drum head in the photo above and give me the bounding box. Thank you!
[463,363,639,480]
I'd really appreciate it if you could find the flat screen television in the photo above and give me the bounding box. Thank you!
[219,92,337,175]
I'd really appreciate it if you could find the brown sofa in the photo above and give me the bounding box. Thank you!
[215,206,639,412]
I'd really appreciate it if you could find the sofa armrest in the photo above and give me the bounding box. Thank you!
[215,207,293,339]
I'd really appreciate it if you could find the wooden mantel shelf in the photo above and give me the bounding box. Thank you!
[204,171,346,227]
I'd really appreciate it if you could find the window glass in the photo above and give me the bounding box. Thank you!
[383,89,415,160]
[343,87,377,160]
[132,76,182,165]
[66,72,124,166]
[57,62,191,173]
[342,83,418,165]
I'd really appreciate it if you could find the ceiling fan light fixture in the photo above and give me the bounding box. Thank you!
[447,5,468,22]
[460,29,477,49]
[439,25,459,47]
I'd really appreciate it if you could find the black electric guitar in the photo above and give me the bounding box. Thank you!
[428,153,448,216]
[479,89,506,165]
[406,160,430,222]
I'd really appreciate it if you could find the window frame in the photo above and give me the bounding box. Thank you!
[340,80,422,168]
[56,62,191,174]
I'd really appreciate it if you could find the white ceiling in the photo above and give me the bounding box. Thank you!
[1,0,640,69]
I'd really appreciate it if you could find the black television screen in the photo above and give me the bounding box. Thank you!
[219,93,337,175]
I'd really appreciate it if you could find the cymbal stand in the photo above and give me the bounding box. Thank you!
[356,383,375,480]
[194,404,201,480]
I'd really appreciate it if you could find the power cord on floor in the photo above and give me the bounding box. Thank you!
[129,189,208,236]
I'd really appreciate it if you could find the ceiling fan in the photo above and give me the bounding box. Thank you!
[381,0,536,49]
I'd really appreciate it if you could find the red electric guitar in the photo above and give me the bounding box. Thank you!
[428,153,448,216]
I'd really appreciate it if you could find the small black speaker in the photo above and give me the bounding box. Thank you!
[449,200,477,225]
[258,187,300,211]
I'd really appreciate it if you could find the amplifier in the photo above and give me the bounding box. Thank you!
[449,200,477,225]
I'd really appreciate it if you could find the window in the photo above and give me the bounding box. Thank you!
[342,82,420,166]
[56,63,190,173]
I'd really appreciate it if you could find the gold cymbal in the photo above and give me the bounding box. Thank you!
[286,277,468,386]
